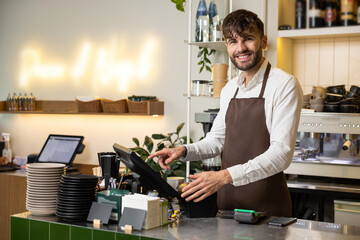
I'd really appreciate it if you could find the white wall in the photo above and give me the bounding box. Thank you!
[0,0,220,165]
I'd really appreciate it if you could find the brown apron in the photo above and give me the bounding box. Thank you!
[217,62,292,217]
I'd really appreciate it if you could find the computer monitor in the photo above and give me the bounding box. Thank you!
[112,143,181,200]
[36,134,84,167]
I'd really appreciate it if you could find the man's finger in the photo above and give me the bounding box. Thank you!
[148,151,165,159]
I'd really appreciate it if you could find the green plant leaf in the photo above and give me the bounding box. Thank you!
[181,136,193,144]
[190,161,203,173]
[152,134,167,140]
[131,147,149,159]
[144,136,153,153]
[163,169,172,181]
[173,169,186,178]
[156,143,166,151]
[197,46,216,73]
[197,49,204,58]
[176,122,185,134]
[132,138,140,147]
[171,0,185,12]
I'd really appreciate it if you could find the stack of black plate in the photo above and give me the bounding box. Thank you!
[56,174,99,221]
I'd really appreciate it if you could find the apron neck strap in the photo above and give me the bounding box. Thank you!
[258,62,271,98]
[232,87,239,98]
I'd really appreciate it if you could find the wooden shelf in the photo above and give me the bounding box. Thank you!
[185,40,227,51]
[277,25,360,39]
[0,100,164,116]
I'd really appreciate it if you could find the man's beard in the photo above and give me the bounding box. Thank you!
[230,45,263,71]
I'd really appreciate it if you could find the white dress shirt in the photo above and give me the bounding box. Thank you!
[183,59,303,186]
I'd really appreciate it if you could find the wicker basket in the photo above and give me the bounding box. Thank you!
[101,99,128,113]
[76,99,102,112]
[127,99,157,114]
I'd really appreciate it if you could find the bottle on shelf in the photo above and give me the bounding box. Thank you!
[18,93,23,111]
[324,0,339,27]
[29,92,35,111]
[209,1,221,41]
[195,0,209,42]
[11,93,18,111]
[6,93,11,111]
[340,0,356,26]
[22,93,28,111]
[309,0,324,28]
[2,133,12,165]
[295,0,307,29]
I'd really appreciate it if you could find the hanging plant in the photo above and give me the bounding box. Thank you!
[170,0,215,73]
[171,0,186,12]
[198,47,216,73]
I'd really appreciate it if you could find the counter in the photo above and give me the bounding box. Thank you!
[11,212,360,240]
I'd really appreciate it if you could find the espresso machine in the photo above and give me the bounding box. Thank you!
[287,112,360,179]
[286,112,360,223]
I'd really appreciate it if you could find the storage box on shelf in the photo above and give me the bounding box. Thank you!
[100,99,128,113]
[76,99,103,113]
[127,99,162,115]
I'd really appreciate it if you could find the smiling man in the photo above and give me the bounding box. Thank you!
[149,9,303,217]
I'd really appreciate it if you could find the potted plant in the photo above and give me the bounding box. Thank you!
[130,123,203,180]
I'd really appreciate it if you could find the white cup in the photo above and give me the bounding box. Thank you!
[167,176,185,190]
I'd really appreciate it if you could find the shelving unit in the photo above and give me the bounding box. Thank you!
[0,100,164,116]
[276,0,360,94]
[278,25,360,39]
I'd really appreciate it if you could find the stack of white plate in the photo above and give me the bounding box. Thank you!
[26,163,65,216]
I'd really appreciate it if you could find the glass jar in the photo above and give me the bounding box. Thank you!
[192,80,210,96]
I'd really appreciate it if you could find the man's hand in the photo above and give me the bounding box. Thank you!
[148,146,186,170]
[181,169,233,202]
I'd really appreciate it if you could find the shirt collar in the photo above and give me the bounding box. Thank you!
[236,58,269,91]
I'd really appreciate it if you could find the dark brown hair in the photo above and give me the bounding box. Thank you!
[222,9,264,40]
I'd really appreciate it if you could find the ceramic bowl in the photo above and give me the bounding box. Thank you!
[324,104,340,112]
[325,93,343,102]
[327,85,345,95]
[309,97,324,105]
[311,104,324,112]
[350,85,360,95]
[339,105,359,113]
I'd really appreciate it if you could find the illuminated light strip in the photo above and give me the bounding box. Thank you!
[71,41,92,84]
[18,37,158,91]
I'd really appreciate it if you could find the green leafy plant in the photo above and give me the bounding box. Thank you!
[171,0,186,12]
[131,123,202,180]
[198,47,216,73]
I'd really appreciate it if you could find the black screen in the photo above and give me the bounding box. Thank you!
[112,143,181,200]
[37,134,84,167]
